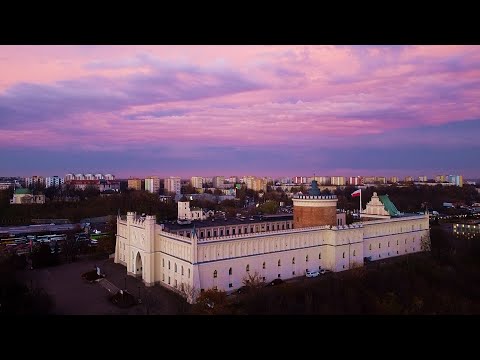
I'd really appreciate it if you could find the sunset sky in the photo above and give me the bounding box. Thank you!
[1,45,479,178]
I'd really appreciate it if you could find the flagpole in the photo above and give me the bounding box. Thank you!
[359,189,362,217]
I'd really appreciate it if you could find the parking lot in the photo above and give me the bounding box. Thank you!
[20,258,186,315]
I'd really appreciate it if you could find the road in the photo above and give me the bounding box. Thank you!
[0,223,80,236]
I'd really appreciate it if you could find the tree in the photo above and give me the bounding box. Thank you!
[242,271,265,290]
[192,289,229,315]
[178,283,200,304]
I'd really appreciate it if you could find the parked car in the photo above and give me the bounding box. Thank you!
[306,270,320,278]
[266,278,284,287]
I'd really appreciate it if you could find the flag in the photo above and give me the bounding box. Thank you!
[351,189,361,197]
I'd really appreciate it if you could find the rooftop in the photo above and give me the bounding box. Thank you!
[162,214,293,231]
[14,188,30,195]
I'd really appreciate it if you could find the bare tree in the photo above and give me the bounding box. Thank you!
[420,232,431,252]
[178,283,200,304]
[242,271,265,289]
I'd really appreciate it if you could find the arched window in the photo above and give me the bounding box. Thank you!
[342,252,345,258]
[262,262,266,269]
[353,250,356,256]
[319,253,321,259]
[369,244,372,250]
[213,270,217,278]
[246,264,250,272]
[181,266,184,275]
[292,257,295,264]
[306,255,309,262]
[229,267,232,275]
[278,259,281,267]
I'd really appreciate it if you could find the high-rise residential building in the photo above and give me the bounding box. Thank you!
[330,176,345,186]
[25,176,45,187]
[45,176,64,188]
[435,175,448,183]
[404,176,414,182]
[84,173,94,180]
[348,176,363,186]
[190,176,204,189]
[65,173,75,181]
[95,173,105,180]
[75,173,85,180]
[389,176,399,183]
[253,178,267,192]
[212,176,225,188]
[448,175,463,187]
[293,176,307,184]
[165,176,181,195]
[376,177,387,184]
[307,176,330,185]
[128,178,142,191]
[418,176,428,182]
[363,176,376,184]
[228,176,238,184]
[145,176,160,194]
[105,174,115,180]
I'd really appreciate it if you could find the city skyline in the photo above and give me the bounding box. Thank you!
[1,45,480,177]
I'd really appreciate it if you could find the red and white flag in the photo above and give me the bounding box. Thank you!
[351,189,361,197]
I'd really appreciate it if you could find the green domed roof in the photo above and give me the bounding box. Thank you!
[308,180,321,196]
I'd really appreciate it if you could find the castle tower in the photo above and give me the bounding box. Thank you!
[292,180,338,228]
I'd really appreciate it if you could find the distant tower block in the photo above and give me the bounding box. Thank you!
[292,180,338,228]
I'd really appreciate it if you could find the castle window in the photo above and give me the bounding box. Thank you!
[267,225,270,231]
[168,277,170,285]
[181,266,184,275]
[168,261,171,270]
[379,243,381,249]
[162,259,165,267]
[292,257,295,264]
[405,239,407,244]
[200,232,204,238]
[214,230,217,237]
[207,231,211,237]
[353,250,356,256]
[246,264,250,272]
[306,255,309,262]
[233,229,236,235]
[175,263,177,272]
[343,252,345,258]
[278,274,281,278]
[287,223,290,229]
[229,283,233,288]
[188,269,191,278]
[226,229,230,236]
[397,240,399,245]
[369,244,372,250]
[229,267,232,275]
[263,262,266,269]
[220,230,224,236]
[162,274,165,281]
[278,260,281,267]
[175,280,177,288]
[292,271,295,275]
[319,253,321,259]
[282,224,285,230]
[388,241,390,247]
[213,270,217,278]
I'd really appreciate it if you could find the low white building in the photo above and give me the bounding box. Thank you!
[178,200,207,221]
[115,187,430,303]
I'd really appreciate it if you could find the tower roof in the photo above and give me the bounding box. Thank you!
[308,180,321,196]
[378,194,400,216]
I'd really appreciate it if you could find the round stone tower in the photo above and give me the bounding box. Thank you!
[292,180,338,228]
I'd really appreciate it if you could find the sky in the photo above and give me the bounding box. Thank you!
[1,45,479,179]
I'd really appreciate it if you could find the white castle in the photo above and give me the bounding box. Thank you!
[115,184,429,302]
